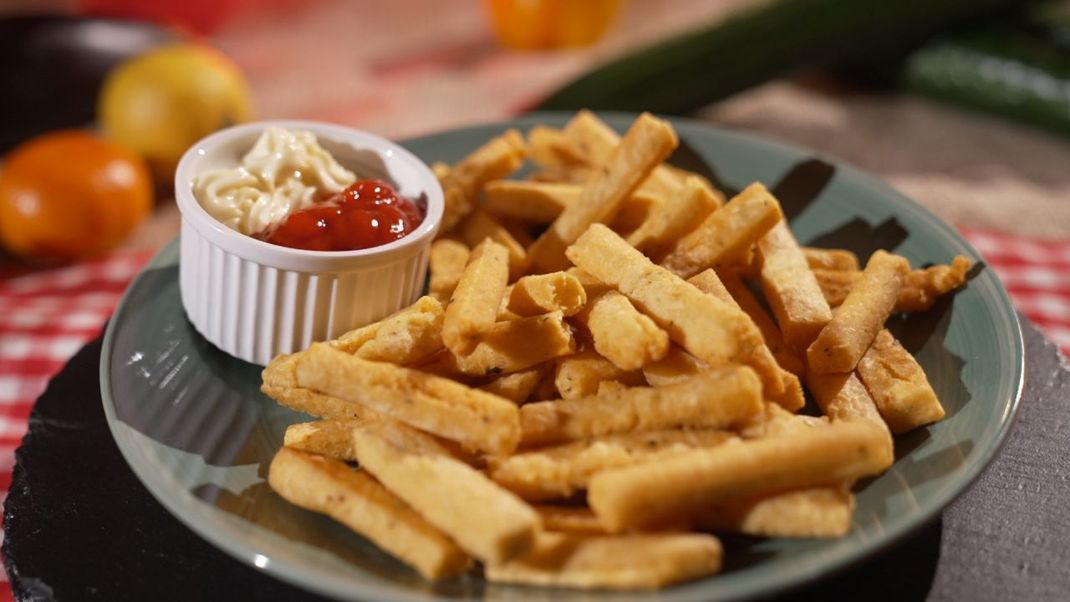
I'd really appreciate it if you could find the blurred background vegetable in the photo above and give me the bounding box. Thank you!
[484,0,621,49]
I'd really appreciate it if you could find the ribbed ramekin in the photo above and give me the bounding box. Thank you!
[175,120,443,366]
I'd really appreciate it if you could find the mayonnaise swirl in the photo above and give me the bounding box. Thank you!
[194,127,356,235]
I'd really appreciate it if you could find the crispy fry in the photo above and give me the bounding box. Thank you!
[456,209,529,279]
[283,419,366,460]
[295,343,520,455]
[483,180,576,223]
[587,420,892,531]
[807,250,909,374]
[262,353,379,421]
[567,224,761,367]
[717,268,803,376]
[812,268,859,308]
[533,505,609,535]
[528,113,679,272]
[450,311,576,376]
[660,183,784,278]
[857,329,945,433]
[330,296,444,364]
[479,367,547,404]
[565,267,613,297]
[897,256,972,311]
[527,125,588,167]
[627,175,718,256]
[756,221,834,349]
[554,351,644,400]
[485,531,723,590]
[806,371,894,467]
[803,247,860,272]
[508,272,587,317]
[439,129,526,231]
[429,240,470,303]
[528,165,597,185]
[488,430,736,500]
[561,109,619,164]
[352,420,538,564]
[577,290,669,371]
[641,346,705,387]
[520,366,762,447]
[696,485,855,538]
[268,447,472,580]
[442,239,510,355]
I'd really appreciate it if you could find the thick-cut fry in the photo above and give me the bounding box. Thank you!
[528,113,679,272]
[520,366,762,447]
[295,343,520,455]
[439,129,526,231]
[442,239,510,355]
[756,221,834,349]
[527,125,588,167]
[587,420,893,531]
[806,371,894,466]
[717,268,803,375]
[483,180,576,222]
[480,367,546,404]
[429,240,470,303]
[641,346,704,387]
[568,224,761,367]
[898,256,972,311]
[488,430,737,500]
[330,296,444,364]
[352,420,538,564]
[807,250,909,374]
[485,531,723,590]
[812,268,859,308]
[554,351,643,399]
[578,290,669,370]
[626,175,718,256]
[262,353,379,421]
[283,419,366,460]
[533,505,609,535]
[450,311,576,376]
[268,448,472,580]
[857,329,945,433]
[508,272,587,317]
[803,247,860,272]
[660,183,784,278]
[456,210,529,278]
[696,485,855,538]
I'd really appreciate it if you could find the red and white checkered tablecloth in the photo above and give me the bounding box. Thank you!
[0,229,1066,599]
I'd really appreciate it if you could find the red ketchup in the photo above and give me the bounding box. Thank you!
[257,180,423,251]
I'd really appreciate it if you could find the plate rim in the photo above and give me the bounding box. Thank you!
[100,111,1026,601]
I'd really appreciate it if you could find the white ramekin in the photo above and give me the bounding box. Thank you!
[175,120,443,366]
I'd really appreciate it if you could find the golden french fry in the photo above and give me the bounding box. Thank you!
[439,129,527,231]
[806,370,894,467]
[283,419,366,461]
[485,531,723,590]
[483,180,575,223]
[508,272,587,317]
[533,505,609,535]
[488,429,736,500]
[807,250,909,374]
[587,420,892,531]
[717,268,804,376]
[429,240,470,303]
[352,420,539,565]
[608,190,659,235]
[756,221,834,350]
[456,209,529,279]
[262,354,380,421]
[897,256,972,311]
[330,296,444,364]
[450,311,576,376]
[554,350,644,400]
[660,183,784,278]
[577,290,669,371]
[812,268,858,308]
[442,239,510,355]
[857,329,945,433]
[295,343,520,455]
[268,447,472,580]
[528,165,598,185]
[565,266,613,298]
[696,485,855,538]
[739,401,829,439]
[626,175,718,256]
[528,113,679,273]
[803,247,860,272]
[520,366,762,447]
[567,224,760,367]
[561,109,619,164]
[527,125,588,167]
[479,367,547,404]
[641,345,705,387]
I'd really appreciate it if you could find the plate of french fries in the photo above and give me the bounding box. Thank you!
[101,111,1024,601]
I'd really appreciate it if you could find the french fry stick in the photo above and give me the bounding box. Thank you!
[806,371,894,466]
[429,240,470,303]
[439,129,526,231]
[756,221,834,349]
[485,531,723,590]
[577,290,669,371]
[533,505,609,535]
[262,353,379,421]
[897,256,972,311]
[812,268,859,308]
[507,272,587,317]
[295,343,520,455]
[456,209,529,279]
[268,447,472,580]
[696,485,855,538]
[483,180,576,222]
[626,175,718,256]
[567,224,761,367]
[660,183,784,278]
[717,268,804,376]
[479,367,546,404]
[488,429,737,500]
[527,125,588,167]
[352,420,539,564]
[283,419,366,461]
[442,239,510,355]
[520,366,762,447]
[587,420,893,531]
[562,109,619,164]
[450,311,576,376]
[528,113,679,273]
[857,329,945,433]
[330,296,444,364]
[803,247,860,272]
[641,345,705,387]
[807,250,909,374]
[529,165,598,185]
[566,266,613,298]
[554,351,644,399]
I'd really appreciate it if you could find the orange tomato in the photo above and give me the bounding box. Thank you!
[484,0,621,50]
[0,130,153,261]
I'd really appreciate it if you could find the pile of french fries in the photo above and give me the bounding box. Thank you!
[261,111,972,590]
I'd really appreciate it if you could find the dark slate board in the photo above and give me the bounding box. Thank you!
[3,319,1068,602]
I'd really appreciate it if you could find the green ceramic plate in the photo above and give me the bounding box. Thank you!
[100,113,1024,601]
